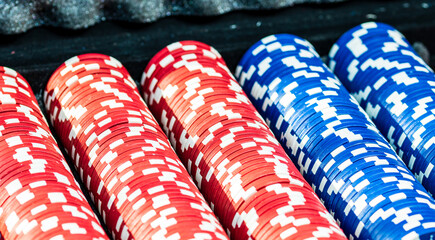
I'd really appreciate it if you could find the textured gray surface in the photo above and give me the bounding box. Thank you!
[0,0,345,34]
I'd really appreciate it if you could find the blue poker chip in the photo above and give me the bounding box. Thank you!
[313,146,405,203]
[237,34,322,92]
[237,31,435,239]
[330,21,435,199]
[355,69,435,111]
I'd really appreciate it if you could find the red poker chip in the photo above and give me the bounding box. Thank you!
[104,170,200,205]
[166,101,263,147]
[0,183,89,225]
[203,146,299,201]
[182,115,270,154]
[49,98,148,149]
[199,150,278,200]
[211,139,302,178]
[0,128,52,146]
[47,55,132,92]
[63,53,126,67]
[73,109,168,158]
[144,65,233,106]
[169,96,261,129]
[0,100,40,117]
[11,202,106,240]
[92,145,183,189]
[105,189,206,238]
[192,129,276,179]
[216,176,298,227]
[231,191,297,240]
[0,171,81,198]
[48,83,144,120]
[165,88,251,120]
[0,136,60,156]
[0,81,33,95]
[119,187,208,226]
[256,208,342,240]
[0,141,65,165]
[75,106,166,141]
[0,160,74,187]
[141,212,222,240]
[140,41,346,239]
[158,79,240,111]
[0,121,53,139]
[197,127,280,167]
[148,64,234,99]
[149,56,233,88]
[55,64,135,89]
[143,41,226,83]
[164,74,244,100]
[0,104,47,122]
[0,112,50,130]
[82,129,175,181]
[225,186,320,239]
[50,72,140,109]
[45,53,230,240]
[146,40,225,71]
[0,87,38,108]
[46,79,140,118]
[150,52,230,79]
[71,105,159,142]
[92,158,192,203]
[0,73,32,91]
[147,50,228,80]
[3,186,90,222]
[54,70,139,101]
[54,91,146,128]
[0,67,109,239]
[0,164,73,191]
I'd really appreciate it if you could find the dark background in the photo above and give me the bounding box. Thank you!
[1,0,435,108]
[1,1,435,237]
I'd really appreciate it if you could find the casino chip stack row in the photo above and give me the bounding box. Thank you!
[235,34,435,239]
[329,22,435,197]
[141,41,346,240]
[44,54,229,240]
[0,67,108,239]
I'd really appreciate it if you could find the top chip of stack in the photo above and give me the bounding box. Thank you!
[329,22,435,198]
[236,33,435,239]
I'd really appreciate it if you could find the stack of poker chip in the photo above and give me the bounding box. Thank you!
[235,34,435,239]
[44,54,228,240]
[0,67,108,239]
[141,41,346,239]
[329,22,435,197]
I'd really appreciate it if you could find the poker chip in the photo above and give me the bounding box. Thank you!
[141,40,346,239]
[235,33,435,239]
[44,53,229,240]
[0,67,108,239]
[328,22,435,198]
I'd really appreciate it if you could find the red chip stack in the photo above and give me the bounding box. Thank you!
[141,41,347,239]
[44,54,229,240]
[0,66,108,239]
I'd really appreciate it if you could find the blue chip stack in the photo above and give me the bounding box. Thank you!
[329,22,435,197]
[235,33,435,239]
